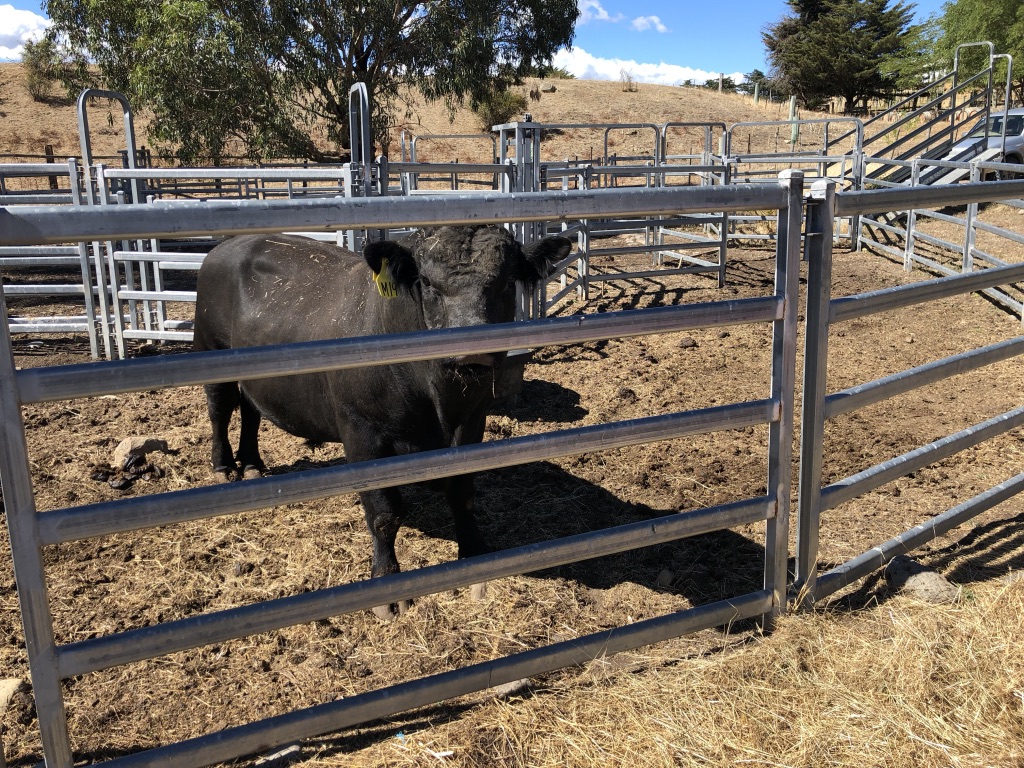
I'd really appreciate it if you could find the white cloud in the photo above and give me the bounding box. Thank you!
[554,46,744,87]
[578,0,624,25]
[632,15,668,33]
[0,4,49,61]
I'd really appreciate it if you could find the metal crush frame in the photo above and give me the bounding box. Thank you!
[0,176,802,767]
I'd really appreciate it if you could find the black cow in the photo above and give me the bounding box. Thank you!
[193,226,572,617]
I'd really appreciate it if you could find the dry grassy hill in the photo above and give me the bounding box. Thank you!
[0,61,826,163]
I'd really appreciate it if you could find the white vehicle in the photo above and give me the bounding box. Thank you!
[951,107,1024,179]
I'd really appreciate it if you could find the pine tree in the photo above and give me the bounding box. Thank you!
[763,0,918,112]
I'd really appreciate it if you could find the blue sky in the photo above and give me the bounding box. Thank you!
[0,0,950,83]
[555,0,949,84]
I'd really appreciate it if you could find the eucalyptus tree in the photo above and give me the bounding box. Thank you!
[935,0,1024,103]
[44,1,578,162]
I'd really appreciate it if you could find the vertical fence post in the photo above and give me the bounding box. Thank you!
[0,293,75,766]
[764,169,804,627]
[44,144,58,190]
[794,179,836,605]
[964,164,980,272]
[904,160,921,271]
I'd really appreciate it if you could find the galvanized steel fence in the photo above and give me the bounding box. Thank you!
[796,177,1024,601]
[3,164,1024,766]
[0,177,803,767]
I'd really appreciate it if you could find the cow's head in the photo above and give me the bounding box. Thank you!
[364,224,571,322]
[363,225,571,369]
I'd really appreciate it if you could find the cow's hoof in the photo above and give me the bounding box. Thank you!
[242,466,264,480]
[470,582,488,601]
[372,599,413,621]
[212,467,236,483]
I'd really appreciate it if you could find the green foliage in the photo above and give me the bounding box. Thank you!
[877,14,944,93]
[935,0,1024,103]
[737,69,787,100]
[471,88,528,131]
[528,63,575,79]
[21,38,59,101]
[703,76,738,93]
[42,1,579,162]
[763,0,919,112]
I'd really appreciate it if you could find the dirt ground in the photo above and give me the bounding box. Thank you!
[1,64,1024,766]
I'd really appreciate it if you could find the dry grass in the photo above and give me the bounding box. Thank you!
[319,578,1024,768]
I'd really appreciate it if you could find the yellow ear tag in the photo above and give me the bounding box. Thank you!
[373,257,398,299]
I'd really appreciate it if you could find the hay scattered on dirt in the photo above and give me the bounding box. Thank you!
[327,578,1024,768]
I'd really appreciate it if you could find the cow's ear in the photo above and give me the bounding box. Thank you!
[363,240,418,288]
[519,236,573,281]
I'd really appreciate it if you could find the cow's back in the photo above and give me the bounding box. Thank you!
[194,234,438,446]
[194,234,374,352]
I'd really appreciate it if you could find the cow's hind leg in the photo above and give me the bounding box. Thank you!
[235,391,266,479]
[205,382,240,481]
[360,487,413,620]
[447,475,492,602]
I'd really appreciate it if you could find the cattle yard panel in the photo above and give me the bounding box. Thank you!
[723,118,863,246]
[858,156,1024,322]
[90,164,363,358]
[658,122,730,283]
[14,91,1003,357]
[400,133,501,192]
[0,159,105,358]
[795,177,1024,601]
[0,178,802,767]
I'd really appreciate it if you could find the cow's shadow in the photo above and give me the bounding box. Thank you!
[403,459,766,611]
[491,378,588,422]
[262,377,765,611]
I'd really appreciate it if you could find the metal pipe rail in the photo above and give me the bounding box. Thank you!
[103,590,773,768]
[387,162,510,176]
[98,166,349,181]
[0,158,103,357]
[815,473,1024,596]
[16,296,781,404]
[825,336,1024,418]
[818,405,1024,512]
[830,261,1024,323]
[56,492,774,677]
[0,186,790,246]
[837,179,1024,215]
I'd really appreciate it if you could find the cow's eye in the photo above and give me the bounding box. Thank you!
[419,275,432,291]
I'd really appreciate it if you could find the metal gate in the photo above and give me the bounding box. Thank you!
[796,177,1024,601]
[0,176,803,766]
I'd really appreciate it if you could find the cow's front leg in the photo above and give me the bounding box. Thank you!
[447,475,492,602]
[360,487,413,620]
[204,382,239,481]
[234,391,266,479]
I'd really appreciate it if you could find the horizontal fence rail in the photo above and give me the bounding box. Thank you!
[16,296,781,404]
[57,496,774,678]
[0,186,789,245]
[103,590,774,768]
